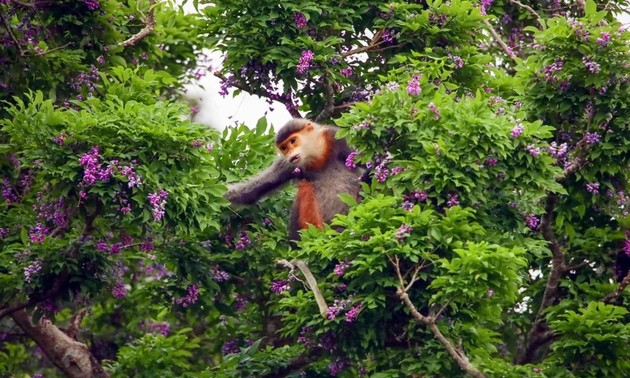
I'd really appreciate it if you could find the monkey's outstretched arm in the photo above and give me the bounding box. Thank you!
[225,158,294,205]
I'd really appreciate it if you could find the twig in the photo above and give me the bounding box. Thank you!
[482,19,517,61]
[340,29,386,58]
[507,0,545,28]
[602,271,630,303]
[277,259,328,317]
[0,300,34,321]
[66,308,88,340]
[390,257,486,378]
[0,10,25,56]
[119,0,156,47]
[214,71,302,118]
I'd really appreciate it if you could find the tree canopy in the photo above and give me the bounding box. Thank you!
[1,0,629,377]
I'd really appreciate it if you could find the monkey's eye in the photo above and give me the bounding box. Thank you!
[280,145,287,152]
[290,137,297,144]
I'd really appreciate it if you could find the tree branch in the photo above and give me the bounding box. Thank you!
[119,0,156,47]
[340,29,386,58]
[602,270,630,303]
[213,71,302,118]
[390,257,486,378]
[11,309,108,378]
[66,308,88,340]
[0,10,25,56]
[507,0,545,28]
[277,259,328,317]
[314,75,335,123]
[482,19,517,61]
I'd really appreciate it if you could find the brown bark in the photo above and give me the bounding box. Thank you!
[11,309,108,378]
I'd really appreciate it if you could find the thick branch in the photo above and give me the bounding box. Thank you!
[507,0,545,28]
[277,259,328,317]
[0,10,25,56]
[0,300,34,321]
[482,20,517,61]
[602,271,630,303]
[11,309,108,378]
[119,0,156,47]
[314,76,335,123]
[536,194,565,319]
[261,349,323,378]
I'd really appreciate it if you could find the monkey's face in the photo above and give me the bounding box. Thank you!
[277,124,321,167]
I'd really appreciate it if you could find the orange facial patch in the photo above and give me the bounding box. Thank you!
[277,132,302,156]
[296,180,324,230]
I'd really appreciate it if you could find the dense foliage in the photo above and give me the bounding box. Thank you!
[1,0,629,377]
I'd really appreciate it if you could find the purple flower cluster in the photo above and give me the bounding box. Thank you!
[345,303,363,323]
[339,67,353,77]
[0,228,9,238]
[374,162,390,183]
[297,50,315,75]
[326,298,352,320]
[382,29,395,43]
[334,261,351,276]
[329,358,349,376]
[480,0,493,15]
[407,74,422,96]
[175,284,200,307]
[586,132,601,144]
[543,60,564,82]
[24,260,42,283]
[83,0,100,10]
[596,32,610,47]
[429,13,448,27]
[450,55,464,69]
[52,133,68,145]
[40,299,59,314]
[235,295,249,312]
[212,266,230,282]
[511,124,524,138]
[525,213,539,230]
[29,222,49,243]
[234,231,252,250]
[582,57,601,73]
[402,190,427,211]
[111,282,126,298]
[485,157,498,167]
[222,339,240,355]
[270,279,291,293]
[548,142,568,158]
[80,147,112,186]
[586,182,599,194]
[297,326,315,348]
[2,177,18,203]
[429,102,440,120]
[147,322,170,336]
[70,65,100,96]
[294,12,307,29]
[527,144,541,157]
[345,151,360,170]
[446,193,460,207]
[148,189,168,222]
[396,224,412,242]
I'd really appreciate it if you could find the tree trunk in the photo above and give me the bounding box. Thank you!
[11,309,108,378]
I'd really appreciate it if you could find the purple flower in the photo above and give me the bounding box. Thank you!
[511,124,524,138]
[585,132,601,144]
[96,55,105,65]
[446,193,460,207]
[527,144,541,157]
[326,298,351,320]
[270,279,291,293]
[148,189,168,222]
[339,67,353,77]
[402,200,414,211]
[450,55,464,69]
[212,267,230,282]
[624,239,630,256]
[429,102,440,120]
[174,284,200,307]
[293,167,301,175]
[525,213,539,230]
[596,32,610,47]
[334,261,351,276]
[24,260,42,283]
[586,182,599,194]
[29,222,49,243]
[396,224,412,242]
[297,50,315,75]
[543,60,564,82]
[222,339,240,355]
[480,0,493,15]
[582,57,601,73]
[484,157,498,167]
[548,142,568,158]
[345,151,360,170]
[382,29,395,43]
[407,74,422,96]
[374,163,389,183]
[487,288,495,297]
[345,303,363,323]
[83,0,99,10]
[391,166,404,175]
[112,282,127,298]
[0,228,9,238]
[293,12,307,29]
[329,358,349,376]
[147,321,170,336]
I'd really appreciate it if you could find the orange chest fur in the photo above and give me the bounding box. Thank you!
[296,180,324,230]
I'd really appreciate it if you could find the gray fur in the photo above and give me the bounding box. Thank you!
[226,119,362,243]
[275,118,311,144]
